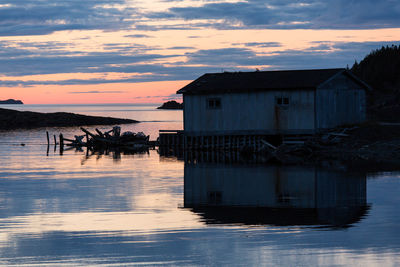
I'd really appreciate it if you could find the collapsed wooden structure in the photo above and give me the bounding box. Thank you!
[58,126,151,152]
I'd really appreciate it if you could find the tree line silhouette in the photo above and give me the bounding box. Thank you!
[350,44,400,121]
[351,44,400,94]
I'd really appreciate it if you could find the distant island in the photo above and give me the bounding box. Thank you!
[0,99,23,104]
[157,100,183,109]
[0,108,139,130]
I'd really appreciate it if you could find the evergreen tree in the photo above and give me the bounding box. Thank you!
[351,44,400,93]
[351,44,400,121]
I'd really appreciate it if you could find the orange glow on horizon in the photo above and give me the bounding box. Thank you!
[1,25,400,105]
[0,80,189,104]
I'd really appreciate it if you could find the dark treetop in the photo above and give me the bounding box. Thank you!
[351,44,400,122]
[352,44,400,94]
[0,108,139,130]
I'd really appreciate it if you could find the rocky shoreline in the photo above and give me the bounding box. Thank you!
[253,123,400,171]
[0,108,138,130]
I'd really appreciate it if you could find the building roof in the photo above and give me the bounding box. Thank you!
[177,68,370,94]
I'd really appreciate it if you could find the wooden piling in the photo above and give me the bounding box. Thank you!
[46,131,50,145]
[59,133,64,149]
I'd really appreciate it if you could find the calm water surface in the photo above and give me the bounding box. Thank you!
[0,104,399,266]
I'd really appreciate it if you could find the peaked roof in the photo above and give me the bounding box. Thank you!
[177,68,370,94]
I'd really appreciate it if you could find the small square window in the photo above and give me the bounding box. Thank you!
[207,98,222,109]
[276,96,290,107]
[283,97,289,105]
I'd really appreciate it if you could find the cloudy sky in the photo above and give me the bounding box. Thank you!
[0,0,399,103]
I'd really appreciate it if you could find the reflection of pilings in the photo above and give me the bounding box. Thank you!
[184,150,271,164]
[46,132,60,155]
[159,130,185,149]
[158,146,185,160]
[159,148,271,164]
[185,135,273,151]
[159,131,290,151]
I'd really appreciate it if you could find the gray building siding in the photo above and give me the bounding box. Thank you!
[183,90,315,135]
[181,70,368,135]
[316,73,366,129]
[184,164,366,209]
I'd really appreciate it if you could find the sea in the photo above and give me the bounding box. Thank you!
[0,104,399,266]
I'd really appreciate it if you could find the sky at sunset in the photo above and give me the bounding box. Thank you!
[0,0,399,104]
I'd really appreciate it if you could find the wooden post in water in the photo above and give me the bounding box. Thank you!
[53,135,57,152]
[46,131,50,156]
[59,133,64,154]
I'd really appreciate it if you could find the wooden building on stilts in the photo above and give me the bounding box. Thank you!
[159,68,371,151]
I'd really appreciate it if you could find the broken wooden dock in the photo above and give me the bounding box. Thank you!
[158,130,313,151]
[55,126,152,153]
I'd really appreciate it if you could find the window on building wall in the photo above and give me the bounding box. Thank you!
[207,98,221,109]
[276,96,290,107]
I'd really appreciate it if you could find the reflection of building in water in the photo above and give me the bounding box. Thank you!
[184,163,369,227]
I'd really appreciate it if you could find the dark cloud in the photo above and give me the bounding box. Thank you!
[168,46,195,50]
[148,2,276,28]
[147,0,400,30]
[185,41,400,70]
[1,39,398,87]
[0,64,221,87]
[0,40,176,76]
[185,48,258,66]
[68,90,126,94]
[0,0,398,36]
[163,96,182,101]
[0,0,397,89]
[0,0,135,36]
[160,92,183,101]
[239,42,282,48]
[163,93,182,101]
[124,34,152,38]
[132,95,165,99]
[0,42,33,58]
[102,43,152,52]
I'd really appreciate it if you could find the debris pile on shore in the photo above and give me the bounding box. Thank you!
[254,123,400,166]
